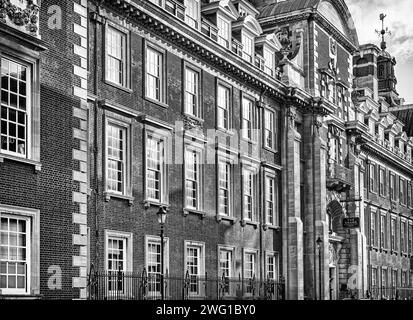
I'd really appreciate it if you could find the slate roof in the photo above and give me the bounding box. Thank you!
[390,105,413,137]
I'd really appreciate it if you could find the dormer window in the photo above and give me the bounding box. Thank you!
[217,16,230,49]
[242,32,253,63]
[263,47,274,77]
[185,0,200,29]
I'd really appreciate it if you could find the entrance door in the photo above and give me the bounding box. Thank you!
[329,267,337,300]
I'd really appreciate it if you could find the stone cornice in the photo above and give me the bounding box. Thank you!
[95,0,315,109]
[362,141,413,176]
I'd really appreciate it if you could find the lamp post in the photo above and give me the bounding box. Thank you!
[316,237,323,300]
[157,206,168,300]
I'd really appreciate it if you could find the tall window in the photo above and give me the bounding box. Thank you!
[219,249,232,279]
[381,269,388,297]
[217,17,230,49]
[265,175,278,226]
[266,253,278,281]
[218,160,232,216]
[244,251,256,294]
[106,236,126,292]
[392,270,397,289]
[409,224,413,255]
[263,48,274,76]
[400,179,406,205]
[217,84,230,130]
[146,236,168,294]
[369,163,376,192]
[401,221,406,252]
[371,212,376,246]
[146,46,164,103]
[146,135,165,202]
[1,57,29,157]
[264,109,276,150]
[184,67,200,118]
[106,26,127,86]
[185,147,202,210]
[185,0,199,29]
[408,182,412,207]
[0,216,30,294]
[390,174,396,200]
[147,240,161,293]
[380,215,386,249]
[185,242,204,296]
[379,169,385,196]
[391,218,396,251]
[242,168,256,221]
[106,124,126,194]
[371,268,377,288]
[241,33,253,63]
[241,97,255,141]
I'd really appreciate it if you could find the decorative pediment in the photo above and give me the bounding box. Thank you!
[396,131,408,141]
[378,116,389,128]
[366,109,379,121]
[255,32,282,51]
[385,123,399,134]
[202,0,239,21]
[232,14,262,36]
[0,0,39,36]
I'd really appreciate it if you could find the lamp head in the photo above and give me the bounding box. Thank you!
[157,206,168,226]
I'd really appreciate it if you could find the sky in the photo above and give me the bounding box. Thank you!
[346,0,413,104]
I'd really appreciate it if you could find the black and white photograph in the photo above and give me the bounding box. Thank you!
[0,0,412,312]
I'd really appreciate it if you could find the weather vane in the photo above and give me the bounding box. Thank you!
[375,13,391,51]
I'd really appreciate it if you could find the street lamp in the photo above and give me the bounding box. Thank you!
[157,206,168,300]
[316,237,323,300]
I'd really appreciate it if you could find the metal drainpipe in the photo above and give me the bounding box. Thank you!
[312,109,319,300]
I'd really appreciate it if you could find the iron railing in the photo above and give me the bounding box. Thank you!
[87,267,285,301]
[327,163,353,187]
[367,286,413,300]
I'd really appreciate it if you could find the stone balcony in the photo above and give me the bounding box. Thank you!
[0,0,40,38]
[327,163,353,192]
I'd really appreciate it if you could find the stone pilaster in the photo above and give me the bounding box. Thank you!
[282,106,304,300]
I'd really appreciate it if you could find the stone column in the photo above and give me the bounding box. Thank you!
[281,106,304,300]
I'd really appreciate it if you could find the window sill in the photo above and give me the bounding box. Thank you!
[369,246,379,251]
[104,79,133,93]
[142,199,170,209]
[0,154,41,173]
[104,192,134,205]
[263,224,280,231]
[0,293,43,300]
[216,215,236,224]
[216,127,235,136]
[240,137,258,145]
[262,146,278,154]
[183,208,206,218]
[241,219,259,228]
[183,113,204,124]
[144,96,169,109]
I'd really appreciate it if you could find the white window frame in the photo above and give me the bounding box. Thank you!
[104,23,130,89]
[391,217,396,252]
[241,164,258,223]
[217,153,234,218]
[264,108,277,151]
[183,63,202,119]
[0,54,38,162]
[264,169,279,227]
[216,80,232,131]
[243,248,258,296]
[144,126,170,206]
[263,47,274,77]
[145,235,169,296]
[241,95,256,142]
[241,31,254,63]
[217,16,230,49]
[103,113,133,202]
[0,204,39,296]
[184,143,204,212]
[185,0,200,29]
[184,240,205,297]
[265,251,279,281]
[144,42,166,105]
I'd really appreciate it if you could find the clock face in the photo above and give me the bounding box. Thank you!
[9,0,27,9]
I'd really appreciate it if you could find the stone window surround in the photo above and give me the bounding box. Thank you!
[0,47,41,172]
[0,204,40,297]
